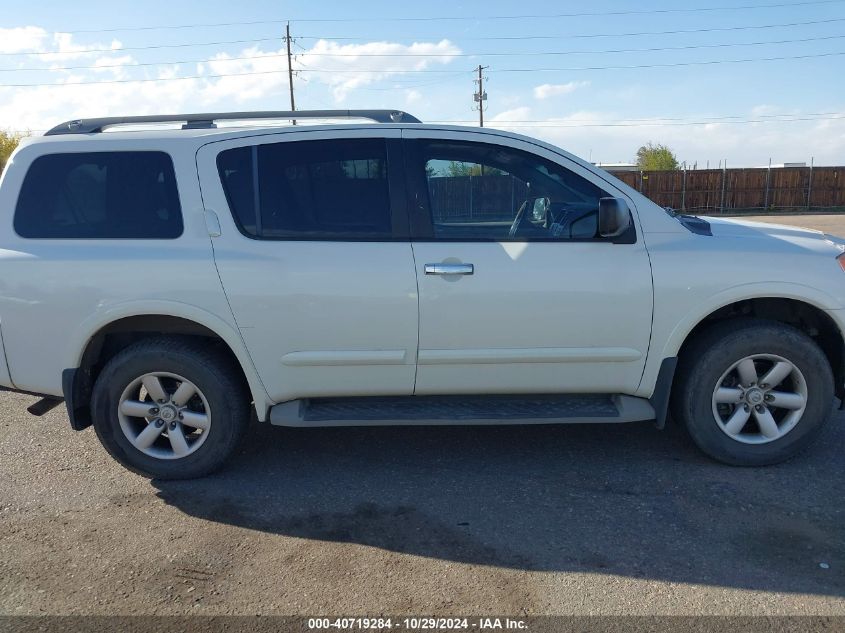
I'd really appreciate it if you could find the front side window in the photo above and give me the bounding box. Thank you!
[217,138,393,240]
[418,140,609,240]
[14,151,183,239]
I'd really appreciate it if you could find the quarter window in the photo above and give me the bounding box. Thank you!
[217,138,393,239]
[418,141,609,240]
[14,152,183,239]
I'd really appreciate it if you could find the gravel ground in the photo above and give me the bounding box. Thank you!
[1,399,844,616]
[713,213,845,234]
[1,213,844,617]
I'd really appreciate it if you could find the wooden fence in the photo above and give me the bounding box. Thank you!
[608,167,845,213]
[428,169,845,218]
[428,175,528,222]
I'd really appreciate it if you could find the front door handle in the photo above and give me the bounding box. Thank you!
[424,263,474,276]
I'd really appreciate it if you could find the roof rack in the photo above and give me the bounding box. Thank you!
[44,109,422,136]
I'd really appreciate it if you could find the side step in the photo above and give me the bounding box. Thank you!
[269,394,655,428]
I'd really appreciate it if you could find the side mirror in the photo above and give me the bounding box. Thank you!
[598,197,632,239]
[531,197,550,223]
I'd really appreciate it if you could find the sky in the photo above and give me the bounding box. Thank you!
[1,0,844,166]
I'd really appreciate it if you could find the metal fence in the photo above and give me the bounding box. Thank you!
[608,166,845,213]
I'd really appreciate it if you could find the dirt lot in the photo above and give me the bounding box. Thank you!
[1,213,844,617]
[719,213,845,234]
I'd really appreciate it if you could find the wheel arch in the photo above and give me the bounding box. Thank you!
[677,297,845,388]
[658,282,839,358]
[667,294,844,405]
[65,302,271,428]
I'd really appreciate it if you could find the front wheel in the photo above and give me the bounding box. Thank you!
[91,337,249,479]
[672,319,834,466]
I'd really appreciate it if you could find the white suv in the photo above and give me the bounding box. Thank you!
[1,109,842,479]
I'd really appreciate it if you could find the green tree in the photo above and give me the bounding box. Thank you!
[446,161,506,177]
[636,142,679,171]
[1,130,28,173]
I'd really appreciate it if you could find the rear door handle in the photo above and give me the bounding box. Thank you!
[424,263,474,275]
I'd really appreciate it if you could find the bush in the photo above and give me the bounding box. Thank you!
[1,130,28,173]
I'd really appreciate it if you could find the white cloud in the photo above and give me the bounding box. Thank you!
[485,110,845,167]
[39,33,123,63]
[89,55,136,78]
[533,81,589,100]
[2,27,841,166]
[0,33,463,132]
[0,26,48,54]
[196,47,289,105]
[490,107,533,123]
[296,39,461,101]
[751,104,781,116]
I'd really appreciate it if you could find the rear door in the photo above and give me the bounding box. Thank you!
[196,129,419,403]
[403,129,654,396]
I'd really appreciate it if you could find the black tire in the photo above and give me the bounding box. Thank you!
[671,318,834,466]
[91,337,249,479]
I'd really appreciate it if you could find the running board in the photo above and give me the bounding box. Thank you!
[269,394,655,427]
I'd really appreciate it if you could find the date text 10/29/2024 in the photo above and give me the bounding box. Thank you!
[307,618,528,630]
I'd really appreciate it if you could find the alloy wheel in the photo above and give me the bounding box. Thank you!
[117,372,212,460]
[711,354,807,445]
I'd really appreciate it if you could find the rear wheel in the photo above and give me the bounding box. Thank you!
[672,319,834,466]
[91,337,249,479]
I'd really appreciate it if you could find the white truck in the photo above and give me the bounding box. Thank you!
[0,110,842,479]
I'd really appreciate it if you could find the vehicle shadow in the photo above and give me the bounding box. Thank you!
[152,414,845,596]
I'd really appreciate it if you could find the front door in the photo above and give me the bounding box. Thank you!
[196,130,419,403]
[403,130,653,395]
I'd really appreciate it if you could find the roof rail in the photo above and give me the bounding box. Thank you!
[44,109,422,136]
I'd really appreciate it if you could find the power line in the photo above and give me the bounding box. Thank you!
[0,37,283,57]
[431,115,845,127]
[0,68,473,88]
[8,33,845,73]
[354,75,470,90]
[28,0,845,33]
[296,0,845,21]
[312,33,845,55]
[485,50,845,72]
[295,17,845,41]
[434,111,845,124]
[7,112,845,136]
[482,111,845,123]
[3,53,288,72]
[220,50,845,72]
[1,51,842,88]
[5,17,844,58]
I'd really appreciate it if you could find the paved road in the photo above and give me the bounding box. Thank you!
[1,213,844,616]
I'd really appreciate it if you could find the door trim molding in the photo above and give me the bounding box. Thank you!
[417,347,642,365]
[281,350,409,367]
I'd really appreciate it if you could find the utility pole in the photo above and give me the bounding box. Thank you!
[473,65,488,127]
[285,22,296,125]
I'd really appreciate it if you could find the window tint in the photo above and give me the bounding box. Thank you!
[14,152,182,239]
[419,141,609,240]
[217,138,393,239]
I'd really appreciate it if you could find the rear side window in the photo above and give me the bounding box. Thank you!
[217,138,392,240]
[14,151,183,239]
